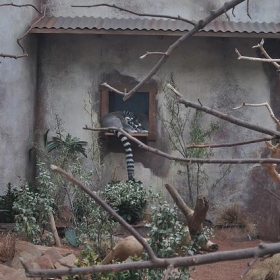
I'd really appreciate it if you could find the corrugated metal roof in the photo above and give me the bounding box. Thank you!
[30,16,280,37]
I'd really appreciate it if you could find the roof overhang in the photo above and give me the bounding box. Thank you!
[29,17,280,39]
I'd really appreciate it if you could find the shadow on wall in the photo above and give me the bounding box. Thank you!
[100,70,171,178]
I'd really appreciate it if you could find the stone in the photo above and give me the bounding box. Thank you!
[11,240,42,269]
[34,254,54,269]
[2,269,31,280]
[54,253,77,269]
[0,263,17,278]
[42,247,64,264]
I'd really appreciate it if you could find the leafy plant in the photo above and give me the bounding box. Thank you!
[45,129,87,158]
[13,162,55,244]
[102,181,148,224]
[159,74,229,205]
[73,189,117,259]
[0,183,18,223]
[145,197,191,280]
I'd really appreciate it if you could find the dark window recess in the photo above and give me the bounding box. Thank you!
[109,91,149,117]
[100,85,157,141]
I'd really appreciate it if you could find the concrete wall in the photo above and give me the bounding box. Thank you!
[45,0,280,23]
[36,33,275,204]
[0,1,39,192]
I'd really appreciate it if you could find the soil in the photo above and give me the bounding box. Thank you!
[191,228,262,280]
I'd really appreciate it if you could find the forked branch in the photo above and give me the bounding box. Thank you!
[75,0,247,101]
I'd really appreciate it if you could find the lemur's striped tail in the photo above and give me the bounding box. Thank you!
[114,131,134,181]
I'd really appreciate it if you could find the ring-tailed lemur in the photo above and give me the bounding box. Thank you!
[101,111,148,181]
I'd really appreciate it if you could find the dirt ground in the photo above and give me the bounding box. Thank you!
[191,228,262,280]
[0,227,265,280]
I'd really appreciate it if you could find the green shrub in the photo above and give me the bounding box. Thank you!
[13,162,55,244]
[102,181,148,224]
[0,183,18,223]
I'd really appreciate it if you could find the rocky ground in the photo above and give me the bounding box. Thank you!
[0,228,264,280]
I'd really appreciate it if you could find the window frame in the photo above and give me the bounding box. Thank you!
[100,83,157,141]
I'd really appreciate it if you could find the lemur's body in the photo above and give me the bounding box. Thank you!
[101,111,148,181]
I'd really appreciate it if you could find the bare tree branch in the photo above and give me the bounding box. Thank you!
[17,5,46,53]
[140,51,167,59]
[84,126,280,165]
[233,102,280,127]
[252,39,280,69]
[0,3,41,13]
[50,164,156,261]
[167,83,280,138]
[235,48,280,63]
[0,53,28,59]
[25,242,280,278]
[71,3,196,26]
[186,135,276,149]
[76,0,246,101]
[235,39,280,69]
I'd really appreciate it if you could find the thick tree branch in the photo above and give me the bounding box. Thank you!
[84,126,280,164]
[50,165,156,262]
[25,242,280,278]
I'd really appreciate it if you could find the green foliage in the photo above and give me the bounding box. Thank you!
[160,74,229,205]
[45,129,87,158]
[145,197,190,280]
[0,183,18,223]
[74,189,117,258]
[102,181,148,224]
[68,246,143,280]
[13,162,55,244]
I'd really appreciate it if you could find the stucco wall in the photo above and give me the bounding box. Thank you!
[44,0,280,23]
[0,1,39,193]
[36,33,275,207]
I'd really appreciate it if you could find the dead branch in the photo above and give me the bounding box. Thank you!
[233,102,280,127]
[264,142,280,182]
[50,164,156,261]
[235,48,280,63]
[17,5,46,53]
[165,184,194,221]
[25,242,280,278]
[164,184,217,252]
[186,135,276,149]
[77,0,247,101]
[167,83,280,138]
[0,3,41,13]
[71,3,196,26]
[252,39,280,70]
[84,126,280,165]
[235,39,280,69]
[140,51,167,59]
[241,256,258,278]
[0,53,28,59]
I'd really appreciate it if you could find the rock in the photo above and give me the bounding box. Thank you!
[0,263,17,278]
[2,268,32,280]
[41,247,64,267]
[11,241,43,269]
[54,253,77,269]
[34,254,54,269]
